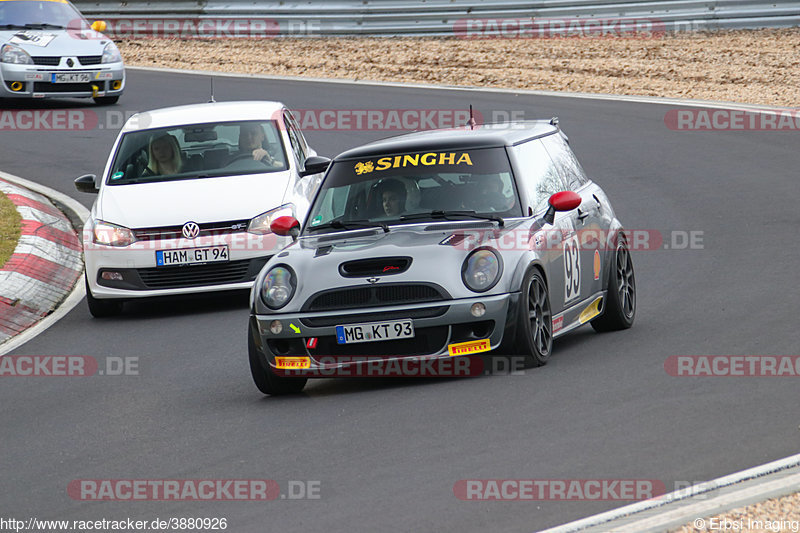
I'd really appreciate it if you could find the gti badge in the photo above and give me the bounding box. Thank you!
[366,277,380,284]
[182,221,200,239]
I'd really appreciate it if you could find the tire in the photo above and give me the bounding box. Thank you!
[85,275,123,318]
[248,322,307,395]
[512,268,553,367]
[591,235,636,332]
[93,96,119,105]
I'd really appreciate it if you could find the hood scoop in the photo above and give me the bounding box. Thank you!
[339,257,412,278]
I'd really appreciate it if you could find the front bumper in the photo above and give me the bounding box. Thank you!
[0,61,125,99]
[84,232,291,299]
[252,292,522,374]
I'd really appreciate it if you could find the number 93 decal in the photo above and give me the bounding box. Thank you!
[564,234,581,303]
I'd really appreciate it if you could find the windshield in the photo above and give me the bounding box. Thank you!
[107,120,289,185]
[305,147,522,233]
[0,1,84,28]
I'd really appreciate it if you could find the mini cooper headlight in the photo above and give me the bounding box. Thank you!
[1,44,32,64]
[261,265,296,309]
[92,219,136,247]
[462,248,501,292]
[101,42,122,64]
[248,204,295,235]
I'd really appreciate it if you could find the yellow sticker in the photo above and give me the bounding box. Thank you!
[593,250,601,281]
[275,356,311,369]
[355,152,473,174]
[448,339,491,357]
[578,297,603,324]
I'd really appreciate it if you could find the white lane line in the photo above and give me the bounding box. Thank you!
[540,453,800,533]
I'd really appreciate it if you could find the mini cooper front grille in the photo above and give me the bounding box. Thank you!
[339,257,411,278]
[311,326,450,357]
[304,283,448,312]
[78,55,102,65]
[132,220,251,241]
[31,56,60,66]
[299,306,448,327]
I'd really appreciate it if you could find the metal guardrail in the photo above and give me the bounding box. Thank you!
[73,0,800,36]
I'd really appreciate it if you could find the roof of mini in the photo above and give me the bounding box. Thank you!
[121,101,286,132]
[335,121,560,160]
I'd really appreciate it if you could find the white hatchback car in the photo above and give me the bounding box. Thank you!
[74,101,329,317]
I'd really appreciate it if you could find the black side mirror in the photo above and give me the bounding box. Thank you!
[299,156,331,177]
[74,174,99,193]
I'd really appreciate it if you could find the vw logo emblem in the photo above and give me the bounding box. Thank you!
[182,221,200,239]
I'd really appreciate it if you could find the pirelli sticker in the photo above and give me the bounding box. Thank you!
[448,339,491,357]
[275,356,311,369]
[355,152,474,175]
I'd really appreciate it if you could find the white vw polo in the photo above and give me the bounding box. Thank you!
[75,101,330,317]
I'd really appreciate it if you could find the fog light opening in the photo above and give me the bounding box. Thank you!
[10,81,23,92]
[100,271,123,281]
[269,320,283,335]
[470,303,486,318]
[111,80,122,90]
[472,323,490,338]
[273,340,290,354]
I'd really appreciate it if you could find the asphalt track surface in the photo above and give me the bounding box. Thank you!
[1,70,798,533]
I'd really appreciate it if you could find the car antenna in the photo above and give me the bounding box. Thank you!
[208,78,216,103]
[466,105,477,130]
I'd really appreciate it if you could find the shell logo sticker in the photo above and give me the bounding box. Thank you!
[593,250,601,281]
[448,339,490,357]
[275,356,310,369]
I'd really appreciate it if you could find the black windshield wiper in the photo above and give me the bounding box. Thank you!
[399,210,504,227]
[0,24,30,30]
[22,23,65,29]
[308,219,389,233]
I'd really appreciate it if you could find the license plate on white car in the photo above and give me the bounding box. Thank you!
[336,319,414,344]
[156,246,229,267]
[51,72,91,83]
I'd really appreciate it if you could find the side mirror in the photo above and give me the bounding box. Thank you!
[75,174,99,194]
[299,156,331,177]
[270,216,300,240]
[90,20,107,32]
[541,190,581,225]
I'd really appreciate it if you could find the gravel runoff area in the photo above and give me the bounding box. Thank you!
[116,28,797,530]
[676,492,800,533]
[117,28,800,107]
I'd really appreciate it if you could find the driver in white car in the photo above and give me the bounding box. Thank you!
[238,123,279,166]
